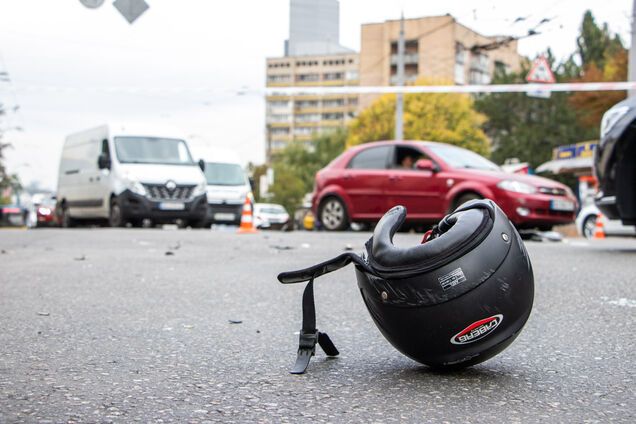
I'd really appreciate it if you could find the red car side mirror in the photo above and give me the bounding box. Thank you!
[415,159,436,172]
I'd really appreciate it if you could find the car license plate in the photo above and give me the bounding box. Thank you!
[550,199,574,211]
[159,202,185,211]
[214,213,235,221]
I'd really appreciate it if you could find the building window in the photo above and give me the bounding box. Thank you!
[268,100,290,108]
[270,127,290,135]
[494,60,510,76]
[322,99,344,108]
[271,140,287,150]
[295,113,321,122]
[348,97,358,106]
[469,52,490,84]
[454,43,466,85]
[293,127,314,136]
[346,70,359,81]
[268,114,290,123]
[296,73,320,82]
[322,112,343,120]
[267,75,291,83]
[295,100,319,109]
[324,72,344,81]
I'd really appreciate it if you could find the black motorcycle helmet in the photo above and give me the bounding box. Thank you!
[278,199,534,374]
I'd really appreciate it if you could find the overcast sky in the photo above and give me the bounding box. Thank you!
[0,0,631,190]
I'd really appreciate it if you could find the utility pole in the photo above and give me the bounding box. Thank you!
[395,13,405,140]
[630,0,636,97]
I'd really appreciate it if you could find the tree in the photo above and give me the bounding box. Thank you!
[0,102,12,199]
[268,129,347,213]
[576,10,623,70]
[475,61,594,168]
[569,11,627,131]
[347,79,490,156]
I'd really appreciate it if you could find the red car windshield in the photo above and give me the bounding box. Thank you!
[428,145,500,171]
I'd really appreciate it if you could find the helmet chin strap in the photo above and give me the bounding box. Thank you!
[278,252,371,374]
[292,278,339,374]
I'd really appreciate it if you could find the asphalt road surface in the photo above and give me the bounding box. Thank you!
[1,228,635,423]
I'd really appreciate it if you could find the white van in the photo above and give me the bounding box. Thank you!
[56,123,208,227]
[192,147,251,225]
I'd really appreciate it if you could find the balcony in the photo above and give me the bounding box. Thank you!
[390,53,419,65]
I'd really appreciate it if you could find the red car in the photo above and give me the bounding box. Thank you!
[312,140,578,231]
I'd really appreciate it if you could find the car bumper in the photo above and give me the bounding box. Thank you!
[497,194,577,228]
[206,203,243,224]
[116,190,208,223]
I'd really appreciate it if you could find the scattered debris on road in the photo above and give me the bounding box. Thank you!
[228,319,243,324]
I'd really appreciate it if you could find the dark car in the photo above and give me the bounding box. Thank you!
[594,97,636,226]
[312,140,578,231]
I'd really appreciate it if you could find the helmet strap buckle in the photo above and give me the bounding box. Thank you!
[290,279,339,374]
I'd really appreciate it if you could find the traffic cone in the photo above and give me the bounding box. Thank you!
[593,214,606,239]
[237,197,258,234]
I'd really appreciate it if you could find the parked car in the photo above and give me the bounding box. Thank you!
[576,204,636,239]
[253,203,290,230]
[594,98,636,227]
[312,140,578,231]
[56,123,208,228]
[33,195,58,227]
[0,205,25,227]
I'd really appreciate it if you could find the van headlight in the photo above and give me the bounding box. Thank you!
[497,180,537,194]
[192,181,207,197]
[600,105,629,140]
[123,176,146,196]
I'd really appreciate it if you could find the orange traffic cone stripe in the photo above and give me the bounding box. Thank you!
[593,214,606,239]
[237,197,258,234]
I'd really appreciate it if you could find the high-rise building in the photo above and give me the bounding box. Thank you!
[265,0,357,161]
[287,0,351,56]
[359,15,523,109]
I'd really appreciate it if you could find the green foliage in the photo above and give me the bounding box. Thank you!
[269,129,346,213]
[576,10,623,69]
[476,10,626,168]
[347,80,490,156]
[0,102,12,194]
[475,64,595,168]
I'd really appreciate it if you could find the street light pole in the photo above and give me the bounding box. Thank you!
[395,13,405,140]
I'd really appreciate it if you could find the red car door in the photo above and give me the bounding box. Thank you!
[386,146,445,220]
[341,145,391,219]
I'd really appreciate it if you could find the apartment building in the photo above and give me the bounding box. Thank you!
[359,15,523,109]
[265,53,359,160]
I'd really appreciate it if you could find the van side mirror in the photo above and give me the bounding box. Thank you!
[97,153,111,170]
[415,159,436,172]
[198,159,205,172]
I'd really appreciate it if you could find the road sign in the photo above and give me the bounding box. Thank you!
[112,0,149,24]
[79,0,105,8]
[526,55,555,98]
[526,56,556,83]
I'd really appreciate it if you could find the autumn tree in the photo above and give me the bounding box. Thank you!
[569,11,626,131]
[347,80,490,156]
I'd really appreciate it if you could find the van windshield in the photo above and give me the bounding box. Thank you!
[204,163,246,186]
[114,137,194,165]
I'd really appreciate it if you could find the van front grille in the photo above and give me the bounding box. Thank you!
[143,184,194,200]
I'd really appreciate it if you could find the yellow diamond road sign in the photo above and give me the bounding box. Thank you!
[112,0,149,24]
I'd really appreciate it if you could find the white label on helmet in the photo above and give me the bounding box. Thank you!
[451,314,504,345]
[438,267,466,291]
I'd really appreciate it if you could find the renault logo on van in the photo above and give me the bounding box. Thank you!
[165,180,177,191]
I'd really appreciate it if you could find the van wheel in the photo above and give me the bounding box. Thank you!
[58,205,76,228]
[109,199,126,227]
[319,197,349,231]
